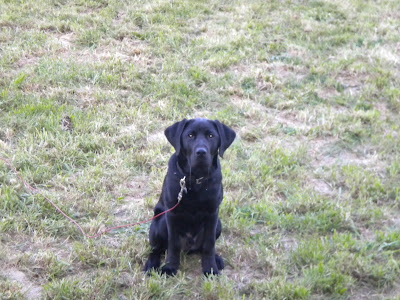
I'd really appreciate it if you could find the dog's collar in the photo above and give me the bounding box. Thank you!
[175,161,208,185]
[174,163,207,185]
[173,173,206,185]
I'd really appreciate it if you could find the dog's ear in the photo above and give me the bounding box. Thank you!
[164,119,188,155]
[214,120,236,158]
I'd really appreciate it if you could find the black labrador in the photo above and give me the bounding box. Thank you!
[144,118,236,276]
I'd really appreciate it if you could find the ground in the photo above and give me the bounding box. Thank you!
[0,0,400,299]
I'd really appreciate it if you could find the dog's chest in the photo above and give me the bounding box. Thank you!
[172,210,209,251]
[182,184,221,209]
[179,230,204,251]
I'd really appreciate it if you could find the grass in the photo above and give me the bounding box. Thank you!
[1,0,400,298]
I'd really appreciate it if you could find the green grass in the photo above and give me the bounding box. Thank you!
[1,0,400,298]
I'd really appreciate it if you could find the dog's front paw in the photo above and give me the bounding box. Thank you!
[144,261,159,274]
[161,265,178,276]
[203,267,220,277]
[144,255,161,274]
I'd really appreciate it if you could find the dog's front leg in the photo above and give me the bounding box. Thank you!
[202,213,219,276]
[161,217,181,276]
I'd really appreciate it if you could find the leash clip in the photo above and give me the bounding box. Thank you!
[177,176,187,202]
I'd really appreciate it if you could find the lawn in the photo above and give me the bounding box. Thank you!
[1,0,399,299]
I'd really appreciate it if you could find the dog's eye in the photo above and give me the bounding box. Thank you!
[208,134,214,138]
[188,133,194,138]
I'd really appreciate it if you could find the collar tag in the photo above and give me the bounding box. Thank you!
[196,177,204,184]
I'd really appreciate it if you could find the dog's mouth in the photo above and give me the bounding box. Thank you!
[184,155,212,180]
[191,155,212,169]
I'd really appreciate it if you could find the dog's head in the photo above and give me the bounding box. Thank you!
[165,118,236,172]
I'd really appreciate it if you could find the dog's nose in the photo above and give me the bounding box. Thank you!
[196,148,207,156]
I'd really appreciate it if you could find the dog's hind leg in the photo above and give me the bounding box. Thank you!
[144,214,168,273]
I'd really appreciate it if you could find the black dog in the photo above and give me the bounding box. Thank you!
[144,118,236,276]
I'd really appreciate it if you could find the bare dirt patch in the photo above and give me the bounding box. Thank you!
[309,178,334,196]
[317,87,340,100]
[268,62,308,85]
[1,268,42,300]
[53,31,151,68]
[194,11,242,47]
[336,70,369,97]
[113,175,155,225]
[1,232,73,263]
[308,137,363,168]
[230,97,267,122]
[15,55,40,69]
[56,32,76,49]
[230,61,308,91]
[274,110,312,133]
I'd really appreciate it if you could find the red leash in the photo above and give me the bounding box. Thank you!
[0,157,184,239]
